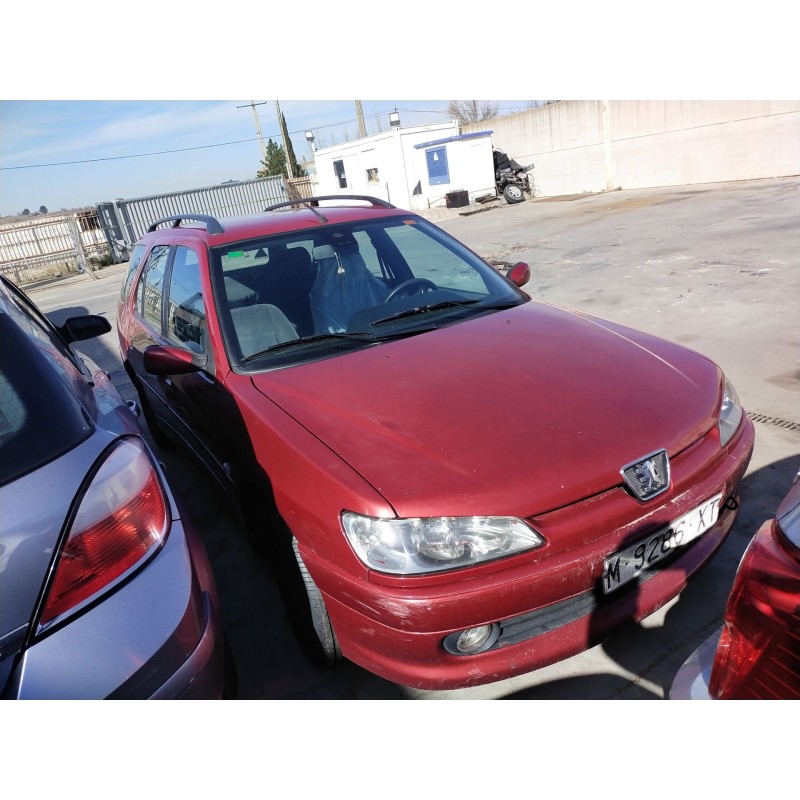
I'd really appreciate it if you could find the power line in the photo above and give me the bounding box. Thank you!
[0,136,262,171]
[0,104,465,172]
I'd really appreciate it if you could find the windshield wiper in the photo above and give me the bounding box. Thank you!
[240,328,433,364]
[369,299,481,327]
[241,332,376,363]
[469,298,524,311]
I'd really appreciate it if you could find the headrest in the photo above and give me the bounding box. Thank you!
[284,247,312,267]
[312,244,337,261]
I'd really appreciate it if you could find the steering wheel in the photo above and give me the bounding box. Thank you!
[385,278,438,303]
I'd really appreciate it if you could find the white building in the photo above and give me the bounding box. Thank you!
[310,121,497,212]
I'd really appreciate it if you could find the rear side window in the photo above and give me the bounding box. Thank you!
[140,245,170,331]
[119,244,147,302]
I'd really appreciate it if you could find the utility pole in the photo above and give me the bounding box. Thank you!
[237,100,268,164]
[237,100,295,178]
[355,100,367,138]
[274,100,295,179]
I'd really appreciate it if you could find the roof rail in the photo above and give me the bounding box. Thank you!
[147,214,225,235]
[264,195,397,213]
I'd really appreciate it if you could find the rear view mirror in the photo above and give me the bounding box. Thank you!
[507,262,531,288]
[143,345,207,375]
[59,315,112,344]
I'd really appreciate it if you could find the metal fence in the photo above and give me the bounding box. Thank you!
[0,210,110,288]
[98,175,291,262]
[2,174,318,289]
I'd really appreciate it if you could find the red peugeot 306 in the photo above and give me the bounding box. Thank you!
[117,195,754,690]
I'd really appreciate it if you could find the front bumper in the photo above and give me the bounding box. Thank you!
[306,417,755,690]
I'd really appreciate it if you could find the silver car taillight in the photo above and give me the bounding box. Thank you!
[38,438,170,629]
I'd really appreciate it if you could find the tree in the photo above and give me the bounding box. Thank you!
[446,100,499,126]
[21,208,30,215]
[257,139,287,178]
[256,133,305,179]
[279,113,304,178]
[39,205,48,214]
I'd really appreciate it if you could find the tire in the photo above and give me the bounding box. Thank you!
[240,478,341,667]
[292,537,341,664]
[502,183,526,204]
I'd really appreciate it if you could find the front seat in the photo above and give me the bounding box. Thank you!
[260,246,316,336]
[230,303,298,360]
[309,243,389,333]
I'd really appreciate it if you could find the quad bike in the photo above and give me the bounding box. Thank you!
[493,148,534,204]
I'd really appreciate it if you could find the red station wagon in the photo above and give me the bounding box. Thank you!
[117,195,755,690]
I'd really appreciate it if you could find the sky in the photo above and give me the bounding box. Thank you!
[0,99,533,215]
[2,3,792,219]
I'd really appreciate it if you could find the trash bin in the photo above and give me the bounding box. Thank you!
[445,190,469,209]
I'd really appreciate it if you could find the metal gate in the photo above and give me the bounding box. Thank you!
[1,174,308,288]
[0,210,109,288]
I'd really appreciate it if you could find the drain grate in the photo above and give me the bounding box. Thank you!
[746,412,800,433]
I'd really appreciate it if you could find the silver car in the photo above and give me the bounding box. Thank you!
[0,275,228,699]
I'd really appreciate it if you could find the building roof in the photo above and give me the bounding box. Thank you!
[413,131,493,150]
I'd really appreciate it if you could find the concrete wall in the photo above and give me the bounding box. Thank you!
[464,100,800,197]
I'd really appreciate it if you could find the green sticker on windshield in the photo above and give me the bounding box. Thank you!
[227,250,246,258]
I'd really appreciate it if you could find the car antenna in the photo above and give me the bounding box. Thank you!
[302,200,328,224]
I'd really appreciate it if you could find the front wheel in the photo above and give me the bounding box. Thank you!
[292,538,341,664]
[502,183,526,204]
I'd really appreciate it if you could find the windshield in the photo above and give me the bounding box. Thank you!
[210,214,526,368]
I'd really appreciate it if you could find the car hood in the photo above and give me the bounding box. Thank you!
[250,301,721,518]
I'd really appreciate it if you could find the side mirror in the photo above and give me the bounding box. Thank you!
[507,262,531,288]
[59,315,112,344]
[143,345,207,375]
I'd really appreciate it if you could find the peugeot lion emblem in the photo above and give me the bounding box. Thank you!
[621,449,670,501]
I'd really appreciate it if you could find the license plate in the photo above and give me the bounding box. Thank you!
[602,494,723,595]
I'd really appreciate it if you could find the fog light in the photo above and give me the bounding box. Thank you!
[443,623,501,655]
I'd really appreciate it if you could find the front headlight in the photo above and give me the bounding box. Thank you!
[341,513,545,575]
[718,376,743,447]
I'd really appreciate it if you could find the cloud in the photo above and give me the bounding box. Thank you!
[0,101,251,167]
